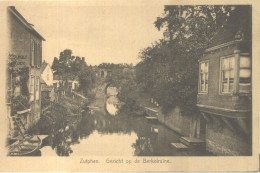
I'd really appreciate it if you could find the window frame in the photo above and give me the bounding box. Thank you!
[30,76,35,102]
[238,53,252,94]
[35,77,40,100]
[31,40,35,67]
[219,55,235,95]
[198,60,209,94]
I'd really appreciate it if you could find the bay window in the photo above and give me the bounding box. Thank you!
[220,54,251,94]
[239,56,251,93]
[199,61,209,93]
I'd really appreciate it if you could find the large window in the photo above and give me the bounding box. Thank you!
[239,56,251,93]
[220,56,235,93]
[31,40,41,67]
[199,61,209,93]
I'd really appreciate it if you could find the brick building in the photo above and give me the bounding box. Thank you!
[197,6,252,155]
[7,6,45,137]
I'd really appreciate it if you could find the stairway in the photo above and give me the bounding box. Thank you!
[171,137,205,150]
[12,116,26,138]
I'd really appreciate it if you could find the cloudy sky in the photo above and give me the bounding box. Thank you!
[15,4,164,65]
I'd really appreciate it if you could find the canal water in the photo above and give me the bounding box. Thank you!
[38,87,211,156]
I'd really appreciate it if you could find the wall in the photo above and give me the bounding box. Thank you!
[206,119,251,155]
[158,106,197,137]
[197,43,251,111]
[8,9,42,130]
[41,65,53,86]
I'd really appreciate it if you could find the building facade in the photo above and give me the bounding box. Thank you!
[7,6,45,137]
[41,61,55,105]
[197,6,252,155]
[41,61,53,86]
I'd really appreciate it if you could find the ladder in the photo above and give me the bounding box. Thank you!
[13,116,26,139]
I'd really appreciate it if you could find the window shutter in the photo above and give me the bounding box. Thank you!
[30,40,33,66]
[40,45,42,67]
[34,42,37,67]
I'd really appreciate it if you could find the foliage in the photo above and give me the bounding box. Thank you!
[136,5,242,115]
[7,54,30,114]
[78,66,96,96]
[51,49,96,96]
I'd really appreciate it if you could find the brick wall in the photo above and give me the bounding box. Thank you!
[206,120,251,155]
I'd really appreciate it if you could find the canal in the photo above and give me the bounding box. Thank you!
[37,87,211,156]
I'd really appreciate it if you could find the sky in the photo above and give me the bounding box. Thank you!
[15,5,164,66]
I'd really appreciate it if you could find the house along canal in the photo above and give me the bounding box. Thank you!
[36,87,212,156]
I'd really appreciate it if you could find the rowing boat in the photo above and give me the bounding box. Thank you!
[8,136,42,156]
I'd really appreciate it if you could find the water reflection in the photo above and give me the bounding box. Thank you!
[106,87,120,116]
[39,110,211,156]
[37,86,211,156]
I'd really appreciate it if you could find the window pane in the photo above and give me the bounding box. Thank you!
[222,58,229,70]
[229,83,233,91]
[229,70,234,83]
[240,77,251,83]
[240,69,251,78]
[205,63,208,73]
[222,71,229,83]
[201,83,205,91]
[199,62,208,92]
[240,56,251,68]
[222,83,228,92]
[200,63,205,73]
[229,57,235,69]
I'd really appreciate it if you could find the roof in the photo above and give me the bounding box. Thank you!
[207,6,251,49]
[40,61,48,73]
[40,78,45,84]
[8,6,45,41]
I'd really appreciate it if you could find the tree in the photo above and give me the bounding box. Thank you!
[51,49,96,96]
[51,57,59,74]
[136,5,244,114]
[78,67,96,96]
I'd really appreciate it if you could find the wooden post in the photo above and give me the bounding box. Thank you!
[233,50,240,94]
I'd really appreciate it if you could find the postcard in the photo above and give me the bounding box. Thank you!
[0,0,259,172]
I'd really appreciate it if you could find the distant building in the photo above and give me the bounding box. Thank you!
[40,61,53,86]
[197,6,252,155]
[40,61,55,104]
[53,74,79,96]
[7,6,45,137]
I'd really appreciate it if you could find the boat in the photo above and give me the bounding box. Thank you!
[8,135,42,156]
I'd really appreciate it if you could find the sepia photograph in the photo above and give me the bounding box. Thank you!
[0,0,259,172]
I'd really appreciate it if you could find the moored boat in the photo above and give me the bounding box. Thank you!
[8,136,42,156]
